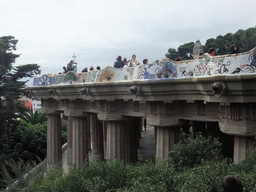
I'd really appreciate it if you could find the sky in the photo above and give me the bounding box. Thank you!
[1,0,256,83]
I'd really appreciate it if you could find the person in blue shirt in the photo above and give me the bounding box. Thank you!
[114,56,124,68]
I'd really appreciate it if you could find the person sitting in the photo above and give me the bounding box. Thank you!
[63,66,68,74]
[96,66,101,70]
[230,44,240,54]
[175,57,181,61]
[82,67,88,73]
[199,53,204,59]
[129,54,141,67]
[90,66,95,71]
[143,59,148,64]
[67,60,74,71]
[114,56,124,68]
[222,175,243,192]
[208,48,216,57]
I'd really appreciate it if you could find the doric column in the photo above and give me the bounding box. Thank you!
[103,121,107,159]
[105,119,137,164]
[86,115,91,150]
[90,114,104,160]
[66,116,73,168]
[131,117,142,149]
[125,118,137,163]
[156,126,179,159]
[234,136,254,164]
[72,115,89,168]
[105,121,125,161]
[47,113,62,168]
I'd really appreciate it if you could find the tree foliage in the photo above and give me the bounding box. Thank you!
[19,110,47,125]
[0,36,40,136]
[166,27,256,60]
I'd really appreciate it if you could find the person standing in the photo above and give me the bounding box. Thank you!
[63,66,68,74]
[143,117,147,131]
[129,54,141,67]
[143,59,148,64]
[67,60,74,71]
[208,48,216,57]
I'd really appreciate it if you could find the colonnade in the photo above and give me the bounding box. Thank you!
[47,113,255,170]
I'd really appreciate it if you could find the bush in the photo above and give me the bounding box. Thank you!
[1,158,46,192]
[0,121,47,162]
[170,131,223,170]
[6,130,256,191]
[0,120,67,189]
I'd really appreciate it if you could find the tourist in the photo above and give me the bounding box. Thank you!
[175,57,181,61]
[82,67,88,73]
[123,58,130,67]
[129,54,141,67]
[96,66,101,70]
[143,59,148,64]
[222,175,243,192]
[67,60,74,71]
[208,48,216,57]
[63,66,68,74]
[143,117,147,131]
[114,56,124,68]
[199,53,204,59]
[230,44,240,54]
[90,66,94,71]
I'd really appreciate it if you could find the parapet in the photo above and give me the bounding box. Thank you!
[33,47,256,86]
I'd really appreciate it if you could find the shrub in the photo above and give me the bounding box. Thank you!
[0,121,47,162]
[170,131,223,170]
[1,158,46,192]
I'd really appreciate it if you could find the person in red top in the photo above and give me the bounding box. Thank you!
[208,48,216,57]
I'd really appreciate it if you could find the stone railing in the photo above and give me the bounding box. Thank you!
[33,47,256,87]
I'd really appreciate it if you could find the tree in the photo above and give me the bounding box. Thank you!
[165,48,178,60]
[0,36,40,137]
[167,27,256,58]
[177,42,194,60]
[19,110,47,125]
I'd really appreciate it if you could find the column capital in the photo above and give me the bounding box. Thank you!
[147,114,188,127]
[97,112,128,121]
[219,120,256,136]
[64,109,87,117]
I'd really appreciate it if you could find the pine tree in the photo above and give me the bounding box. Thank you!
[0,36,40,136]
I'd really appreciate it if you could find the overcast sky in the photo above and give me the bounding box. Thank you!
[1,0,256,79]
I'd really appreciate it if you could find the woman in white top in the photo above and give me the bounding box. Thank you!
[129,54,141,67]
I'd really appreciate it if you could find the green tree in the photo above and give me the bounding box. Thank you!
[177,42,195,60]
[19,110,47,125]
[165,48,178,60]
[0,36,40,137]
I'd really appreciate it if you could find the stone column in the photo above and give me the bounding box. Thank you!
[66,117,73,168]
[90,114,104,160]
[47,113,62,168]
[105,121,125,161]
[103,121,107,159]
[233,136,254,164]
[86,115,91,150]
[156,126,179,159]
[133,117,142,148]
[72,116,89,168]
[125,118,137,163]
[105,120,137,163]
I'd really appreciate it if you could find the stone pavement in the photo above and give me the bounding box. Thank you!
[137,125,156,161]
